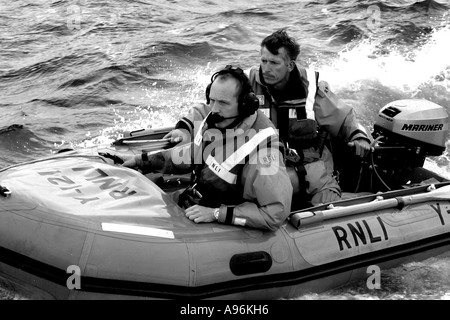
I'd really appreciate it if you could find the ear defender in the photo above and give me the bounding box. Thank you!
[239,88,260,118]
[205,82,212,105]
[205,65,260,118]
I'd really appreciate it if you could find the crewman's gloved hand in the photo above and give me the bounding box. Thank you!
[348,139,372,158]
[163,129,190,145]
[121,154,143,169]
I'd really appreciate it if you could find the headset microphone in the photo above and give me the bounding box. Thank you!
[206,112,239,128]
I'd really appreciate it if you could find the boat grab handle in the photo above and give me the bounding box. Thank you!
[291,184,445,228]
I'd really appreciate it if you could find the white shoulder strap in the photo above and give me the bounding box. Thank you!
[205,127,277,184]
[222,127,277,171]
[305,68,317,120]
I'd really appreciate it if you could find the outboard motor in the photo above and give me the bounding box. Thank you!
[373,99,448,162]
[337,99,449,193]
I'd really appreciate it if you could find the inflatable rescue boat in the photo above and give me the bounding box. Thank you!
[1,99,450,300]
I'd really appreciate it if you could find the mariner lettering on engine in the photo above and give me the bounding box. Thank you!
[401,123,443,132]
[332,217,388,251]
[38,166,137,204]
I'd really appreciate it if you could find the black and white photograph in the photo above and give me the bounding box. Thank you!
[1,0,450,309]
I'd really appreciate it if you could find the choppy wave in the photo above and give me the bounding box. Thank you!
[314,21,450,100]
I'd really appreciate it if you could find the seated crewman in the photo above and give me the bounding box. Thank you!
[121,65,292,231]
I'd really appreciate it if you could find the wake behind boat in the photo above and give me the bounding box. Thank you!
[0,99,450,300]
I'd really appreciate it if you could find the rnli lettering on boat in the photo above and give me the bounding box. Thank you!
[331,217,389,251]
[38,166,137,205]
[401,123,444,132]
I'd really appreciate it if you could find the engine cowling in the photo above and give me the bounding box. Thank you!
[373,99,449,156]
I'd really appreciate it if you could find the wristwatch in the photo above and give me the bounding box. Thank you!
[213,208,220,221]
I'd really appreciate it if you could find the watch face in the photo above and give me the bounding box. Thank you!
[214,209,219,220]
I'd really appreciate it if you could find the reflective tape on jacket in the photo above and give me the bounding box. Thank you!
[284,99,307,119]
[305,68,317,120]
[277,68,317,121]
